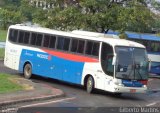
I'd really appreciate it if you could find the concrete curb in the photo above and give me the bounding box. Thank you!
[0,89,65,107]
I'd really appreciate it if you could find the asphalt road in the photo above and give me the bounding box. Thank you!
[0,60,160,112]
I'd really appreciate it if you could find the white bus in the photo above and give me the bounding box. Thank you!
[4,24,149,94]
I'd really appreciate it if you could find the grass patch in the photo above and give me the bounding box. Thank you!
[0,29,7,42]
[0,73,23,93]
[0,48,5,59]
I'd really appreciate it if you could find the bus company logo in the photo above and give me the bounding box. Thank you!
[10,49,17,53]
[37,54,49,60]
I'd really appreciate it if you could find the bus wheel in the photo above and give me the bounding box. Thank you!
[24,64,32,79]
[86,76,94,93]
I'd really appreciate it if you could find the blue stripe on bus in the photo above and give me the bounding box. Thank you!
[19,49,85,84]
[122,80,143,87]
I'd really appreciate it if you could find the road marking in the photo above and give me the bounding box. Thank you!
[20,97,76,108]
[146,102,157,106]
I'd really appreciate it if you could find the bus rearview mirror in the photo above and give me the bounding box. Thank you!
[148,59,151,71]
[112,55,116,65]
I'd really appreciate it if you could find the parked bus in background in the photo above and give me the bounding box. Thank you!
[4,24,149,94]
[108,31,160,75]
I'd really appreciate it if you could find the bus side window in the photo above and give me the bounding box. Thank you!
[24,32,30,44]
[85,41,99,56]
[101,43,114,76]
[92,42,99,56]
[63,38,70,51]
[18,31,25,43]
[36,34,43,46]
[77,40,85,54]
[85,41,94,55]
[49,35,56,48]
[30,32,37,45]
[71,39,85,54]
[43,34,50,48]
[9,29,18,42]
[57,36,64,50]
[71,39,78,52]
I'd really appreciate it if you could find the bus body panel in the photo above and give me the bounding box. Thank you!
[81,63,104,89]
[19,49,87,84]
[4,41,22,70]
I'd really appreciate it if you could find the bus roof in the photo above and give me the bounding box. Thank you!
[107,30,160,42]
[9,24,145,48]
[72,30,119,39]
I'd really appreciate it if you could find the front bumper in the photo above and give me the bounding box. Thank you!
[113,85,148,93]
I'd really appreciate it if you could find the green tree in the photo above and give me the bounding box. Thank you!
[32,0,154,33]
[124,0,154,33]
[0,0,155,33]
[148,0,160,33]
[0,0,25,29]
[19,0,36,21]
[0,8,25,29]
[149,0,160,11]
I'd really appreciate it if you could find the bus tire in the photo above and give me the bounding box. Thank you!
[86,76,95,94]
[114,93,122,96]
[24,63,32,79]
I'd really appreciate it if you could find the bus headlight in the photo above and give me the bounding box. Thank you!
[143,85,147,88]
[114,79,124,86]
[115,83,124,86]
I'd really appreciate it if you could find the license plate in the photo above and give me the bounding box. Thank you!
[130,89,136,93]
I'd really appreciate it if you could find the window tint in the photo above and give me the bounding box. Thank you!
[101,43,114,76]
[85,41,99,56]
[49,35,56,48]
[30,33,37,45]
[85,41,94,55]
[36,34,43,46]
[77,40,85,53]
[57,36,70,51]
[43,34,50,47]
[57,37,64,50]
[71,39,85,53]
[63,38,70,51]
[71,39,78,52]
[18,31,25,43]
[24,32,30,44]
[92,42,100,56]
[9,29,18,42]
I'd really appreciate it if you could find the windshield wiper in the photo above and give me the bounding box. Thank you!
[127,65,134,80]
[135,64,143,79]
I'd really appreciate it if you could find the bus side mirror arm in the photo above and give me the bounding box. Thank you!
[112,55,116,65]
[148,59,151,71]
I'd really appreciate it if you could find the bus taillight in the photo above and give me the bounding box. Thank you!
[139,80,148,85]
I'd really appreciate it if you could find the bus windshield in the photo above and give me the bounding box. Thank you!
[115,46,148,80]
